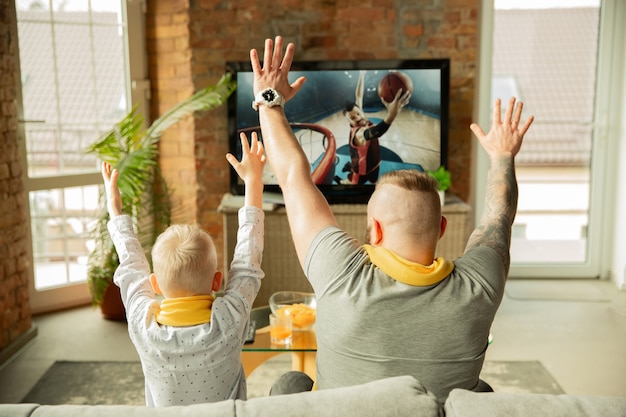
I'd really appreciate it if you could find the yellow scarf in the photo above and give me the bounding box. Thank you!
[156,295,214,326]
[363,244,454,286]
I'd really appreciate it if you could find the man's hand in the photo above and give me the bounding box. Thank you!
[470,97,534,160]
[101,162,123,218]
[249,36,307,102]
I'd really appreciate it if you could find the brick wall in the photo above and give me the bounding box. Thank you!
[149,0,480,270]
[0,1,32,353]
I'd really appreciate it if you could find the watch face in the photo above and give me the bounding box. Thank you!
[262,89,276,102]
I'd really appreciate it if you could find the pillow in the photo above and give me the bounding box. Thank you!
[236,375,442,417]
[444,389,626,417]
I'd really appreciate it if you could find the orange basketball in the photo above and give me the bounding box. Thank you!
[377,71,413,103]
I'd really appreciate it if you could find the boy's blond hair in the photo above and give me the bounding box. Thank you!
[151,224,217,297]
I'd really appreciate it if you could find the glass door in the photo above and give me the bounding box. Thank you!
[16,0,148,312]
[474,0,623,278]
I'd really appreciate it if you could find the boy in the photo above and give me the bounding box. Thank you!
[102,132,266,407]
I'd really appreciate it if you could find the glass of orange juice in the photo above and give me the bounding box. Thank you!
[270,311,292,346]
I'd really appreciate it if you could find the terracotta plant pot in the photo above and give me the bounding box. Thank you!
[100,283,126,321]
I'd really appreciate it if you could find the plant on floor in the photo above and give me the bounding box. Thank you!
[86,73,236,308]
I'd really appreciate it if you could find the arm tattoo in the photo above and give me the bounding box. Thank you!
[465,156,518,273]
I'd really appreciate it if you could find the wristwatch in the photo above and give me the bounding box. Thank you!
[252,88,284,111]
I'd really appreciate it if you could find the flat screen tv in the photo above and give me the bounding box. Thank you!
[226,58,450,204]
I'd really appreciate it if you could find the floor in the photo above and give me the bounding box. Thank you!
[1,279,625,404]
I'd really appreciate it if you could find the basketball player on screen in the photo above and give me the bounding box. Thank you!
[339,70,411,185]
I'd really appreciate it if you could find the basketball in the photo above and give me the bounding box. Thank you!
[377,71,413,103]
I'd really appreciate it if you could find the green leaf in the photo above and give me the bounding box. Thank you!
[427,166,452,191]
[144,73,236,146]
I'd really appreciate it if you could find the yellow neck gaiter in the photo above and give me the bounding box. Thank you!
[363,244,454,286]
[156,295,214,326]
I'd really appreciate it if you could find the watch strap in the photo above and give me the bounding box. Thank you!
[252,88,284,111]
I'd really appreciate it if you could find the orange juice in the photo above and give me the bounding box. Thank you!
[270,313,293,345]
[270,325,292,340]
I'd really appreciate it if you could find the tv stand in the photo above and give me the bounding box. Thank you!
[218,194,472,307]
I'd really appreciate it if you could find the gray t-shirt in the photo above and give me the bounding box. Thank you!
[304,226,506,401]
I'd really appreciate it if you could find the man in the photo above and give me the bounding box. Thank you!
[340,70,410,184]
[250,36,534,402]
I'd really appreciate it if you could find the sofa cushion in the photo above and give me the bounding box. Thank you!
[444,389,626,417]
[235,375,442,417]
[0,404,39,417]
[28,401,235,417]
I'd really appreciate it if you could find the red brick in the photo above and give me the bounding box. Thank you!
[403,24,424,37]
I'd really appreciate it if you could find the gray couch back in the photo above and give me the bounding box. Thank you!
[2,375,625,417]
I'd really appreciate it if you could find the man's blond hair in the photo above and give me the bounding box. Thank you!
[376,169,440,194]
[152,224,217,297]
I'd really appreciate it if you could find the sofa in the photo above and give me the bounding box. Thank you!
[2,375,625,417]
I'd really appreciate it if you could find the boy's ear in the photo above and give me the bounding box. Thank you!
[149,273,163,295]
[211,271,223,293]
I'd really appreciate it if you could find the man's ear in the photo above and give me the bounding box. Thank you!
[149,273,162,295]
[211,271,223,293]
[439,216,448,240]
[369,217,384,246]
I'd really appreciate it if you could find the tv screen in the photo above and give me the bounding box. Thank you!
[226,59,450,204]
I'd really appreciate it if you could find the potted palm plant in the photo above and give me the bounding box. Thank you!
[86,73,236,320]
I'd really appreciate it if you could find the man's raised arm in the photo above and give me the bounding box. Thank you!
[250,36,338,265]
[465,97,534,273]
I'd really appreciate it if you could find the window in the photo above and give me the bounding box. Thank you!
[474,0,624,278]
[493,2,599,265]
[16,0,148,311]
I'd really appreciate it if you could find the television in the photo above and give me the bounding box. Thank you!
[226,59,450,204]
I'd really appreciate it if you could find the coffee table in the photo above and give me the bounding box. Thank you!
[241,306,317,379]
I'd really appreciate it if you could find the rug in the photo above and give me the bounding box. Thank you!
[247,355,565,398]
[22,358,564,405]
[479,360,564,394]
[21,361,145,405]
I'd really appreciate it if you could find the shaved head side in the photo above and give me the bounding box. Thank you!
[368,170,442,247]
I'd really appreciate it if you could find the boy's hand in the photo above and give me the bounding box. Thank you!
[226,132,266,184]
[101,162,123,218]
[226,132,266,209]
